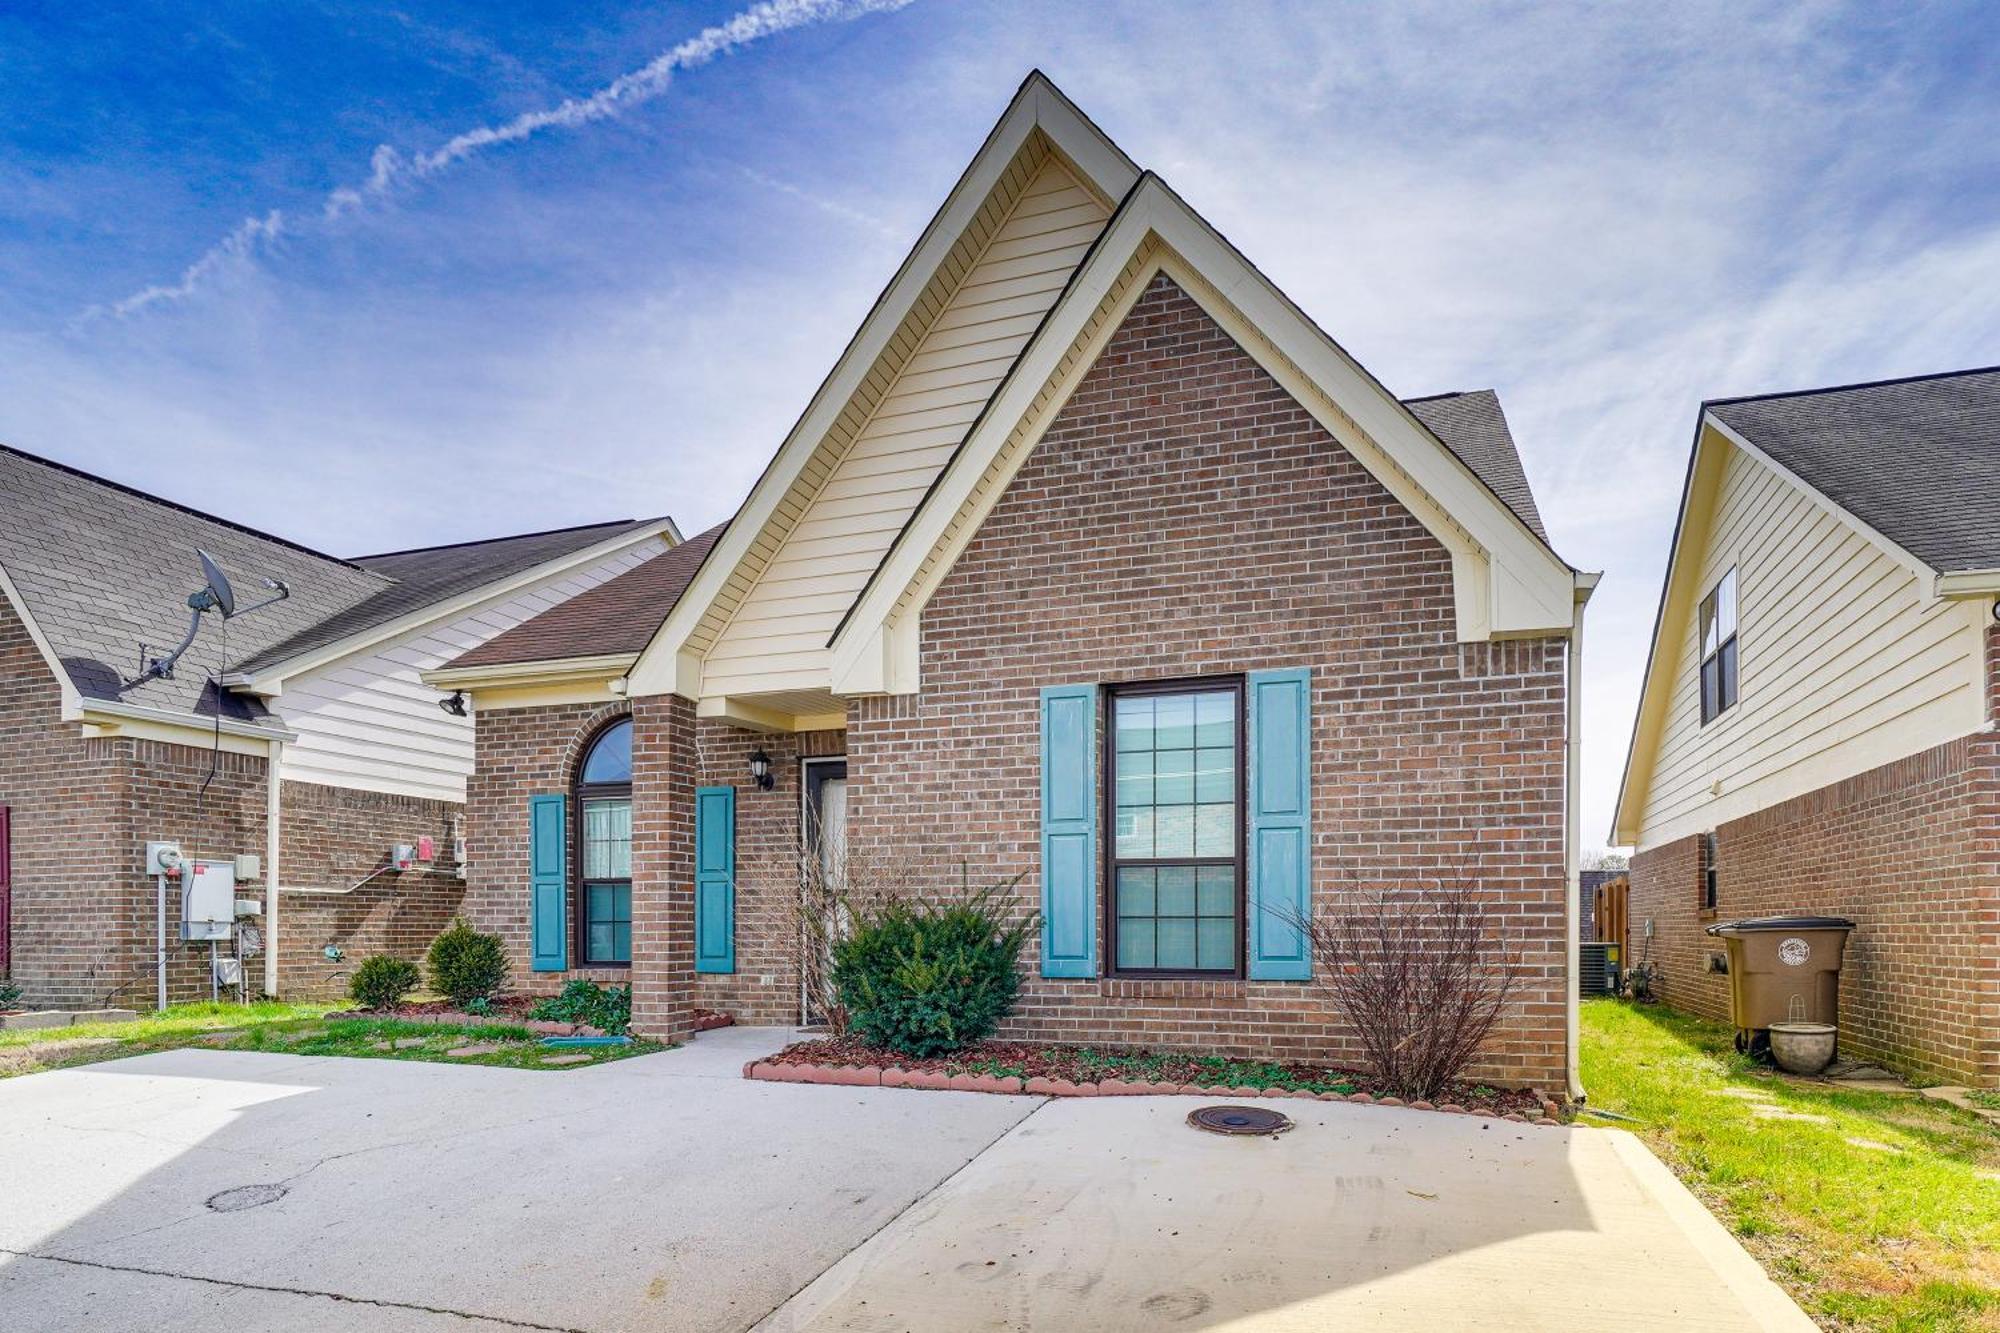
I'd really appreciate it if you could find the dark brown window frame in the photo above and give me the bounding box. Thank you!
[1699,567,1739,725]
[1700,832,1719,914]
[572,716,633,969]
[1100,674,1247,980]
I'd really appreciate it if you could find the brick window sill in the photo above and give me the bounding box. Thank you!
[1099,977,1248,1001]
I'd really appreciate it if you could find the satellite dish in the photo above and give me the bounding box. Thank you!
[196,549,237,617]
[122,548,293,688]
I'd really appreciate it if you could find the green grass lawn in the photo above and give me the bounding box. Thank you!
[1582,998,2000,1332]
[0,1000,658,1077]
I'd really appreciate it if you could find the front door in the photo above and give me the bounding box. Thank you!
[801,759,847,1024]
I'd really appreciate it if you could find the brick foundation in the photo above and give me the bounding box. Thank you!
[274,780,466,999]
[1630,718,2000,1086]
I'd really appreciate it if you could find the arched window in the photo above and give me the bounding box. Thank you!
[574,718,633,966]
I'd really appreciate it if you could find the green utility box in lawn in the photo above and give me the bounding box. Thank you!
[1704,915,1854,1056]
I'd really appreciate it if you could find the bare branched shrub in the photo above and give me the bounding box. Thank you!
[750,827,936,1033]
[1287,880,1520,1101]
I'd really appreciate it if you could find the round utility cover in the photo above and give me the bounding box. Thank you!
[1188,1104,1293,1136]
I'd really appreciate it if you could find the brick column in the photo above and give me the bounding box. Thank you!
[629,692,694,1041]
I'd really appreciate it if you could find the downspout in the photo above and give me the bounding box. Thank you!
[1566,571,1602,1102]
[264,737,283,998]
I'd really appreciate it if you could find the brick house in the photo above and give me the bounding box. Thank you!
[427,74,1596,1094]
[0,442,681,1007]
[1613,367,2000,1086]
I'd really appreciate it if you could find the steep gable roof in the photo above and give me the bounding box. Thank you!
[629,73,1580,711]
[444,523,726,670]
[1706,366,2000,573]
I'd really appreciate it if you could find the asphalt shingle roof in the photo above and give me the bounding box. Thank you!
[1403,389,1551,544]
[233,518,661,673]
[0,444,661,724]
[1706,367,2000,572]
[445,524,726,670]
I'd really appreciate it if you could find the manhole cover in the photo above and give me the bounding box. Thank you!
[1188,1104,1293,1136]
[206,1183,288,1212]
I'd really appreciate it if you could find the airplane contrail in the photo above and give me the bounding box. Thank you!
[100,0,915,320]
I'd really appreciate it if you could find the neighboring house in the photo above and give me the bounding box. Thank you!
[0,442,680,1006]
[1613,366,2000,1086]
[429,73,1596,1094]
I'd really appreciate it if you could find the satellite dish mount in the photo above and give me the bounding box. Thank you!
[125,547,291,688]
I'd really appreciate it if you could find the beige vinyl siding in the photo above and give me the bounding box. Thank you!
[703,157,1110,697]
[1635,441,1987,848]
[274,543,663,802]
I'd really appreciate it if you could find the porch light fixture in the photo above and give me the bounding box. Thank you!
[748,747,775,791]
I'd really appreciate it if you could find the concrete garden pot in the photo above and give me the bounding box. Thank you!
[1768,1021,1838,1075]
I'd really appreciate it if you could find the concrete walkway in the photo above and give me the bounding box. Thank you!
[0,1027,1812,1331]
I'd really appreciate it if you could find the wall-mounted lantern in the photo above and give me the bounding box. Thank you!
[748,747,775,791]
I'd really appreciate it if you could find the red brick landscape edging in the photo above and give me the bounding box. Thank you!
[743,1059,1563,1125]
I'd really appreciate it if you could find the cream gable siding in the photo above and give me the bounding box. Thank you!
[1632,439,1987,850]
[700,157,1110,698]
[273,542,664,802]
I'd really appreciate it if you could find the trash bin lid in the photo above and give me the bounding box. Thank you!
[1704,915,1855,936]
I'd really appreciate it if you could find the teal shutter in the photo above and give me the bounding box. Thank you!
[694,786,736,974]
[529,794,568,972]
[1247,668,1312,980]
[1039,684,1098,978]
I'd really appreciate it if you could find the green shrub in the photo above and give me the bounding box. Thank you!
[831,879,1032,1058]
[348,955,421,1010]
[528,980,631,1035]
[0,978,22,1010]
[426,919,509,1008]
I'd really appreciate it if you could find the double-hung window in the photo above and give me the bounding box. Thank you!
[1108,679,1243,976]
[575,719,633,966]
[1699,568,1739,724]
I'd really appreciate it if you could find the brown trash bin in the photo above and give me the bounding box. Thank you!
[1704,916,1854,1057]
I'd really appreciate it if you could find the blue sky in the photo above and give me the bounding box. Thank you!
[4,0,1997,850]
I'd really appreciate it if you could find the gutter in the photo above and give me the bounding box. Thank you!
[1567,570,1602,1103]
[422,651,640,693]
[72,696,298,745]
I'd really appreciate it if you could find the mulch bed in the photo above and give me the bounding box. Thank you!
[750,1036,1552,1119]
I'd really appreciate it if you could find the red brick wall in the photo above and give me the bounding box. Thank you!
[630,692,694,1040]
[1629,623,2000,1086]
[274,780,466,999]
[685,722,847,1025]
[1,599,133,1007]
[462,698,637,996]
[841,275,1570,1090]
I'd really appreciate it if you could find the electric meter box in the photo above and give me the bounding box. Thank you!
[181,859,237,941]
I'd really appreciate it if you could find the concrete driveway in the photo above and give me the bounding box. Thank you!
[0,1028,1811,1331]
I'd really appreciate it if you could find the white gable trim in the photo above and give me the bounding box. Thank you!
[626,73,1138,702]
[0,560,81,716]
[1609,412,1965,847]
[829,176,1576,696]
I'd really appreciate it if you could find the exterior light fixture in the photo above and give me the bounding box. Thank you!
[438,690,469,717]
[749,747,775,790]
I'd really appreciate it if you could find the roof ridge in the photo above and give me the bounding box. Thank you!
[1401,389,1491,404]
[0,441,371,573]
[1705,364,2000,412]
[350,516,659,564]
